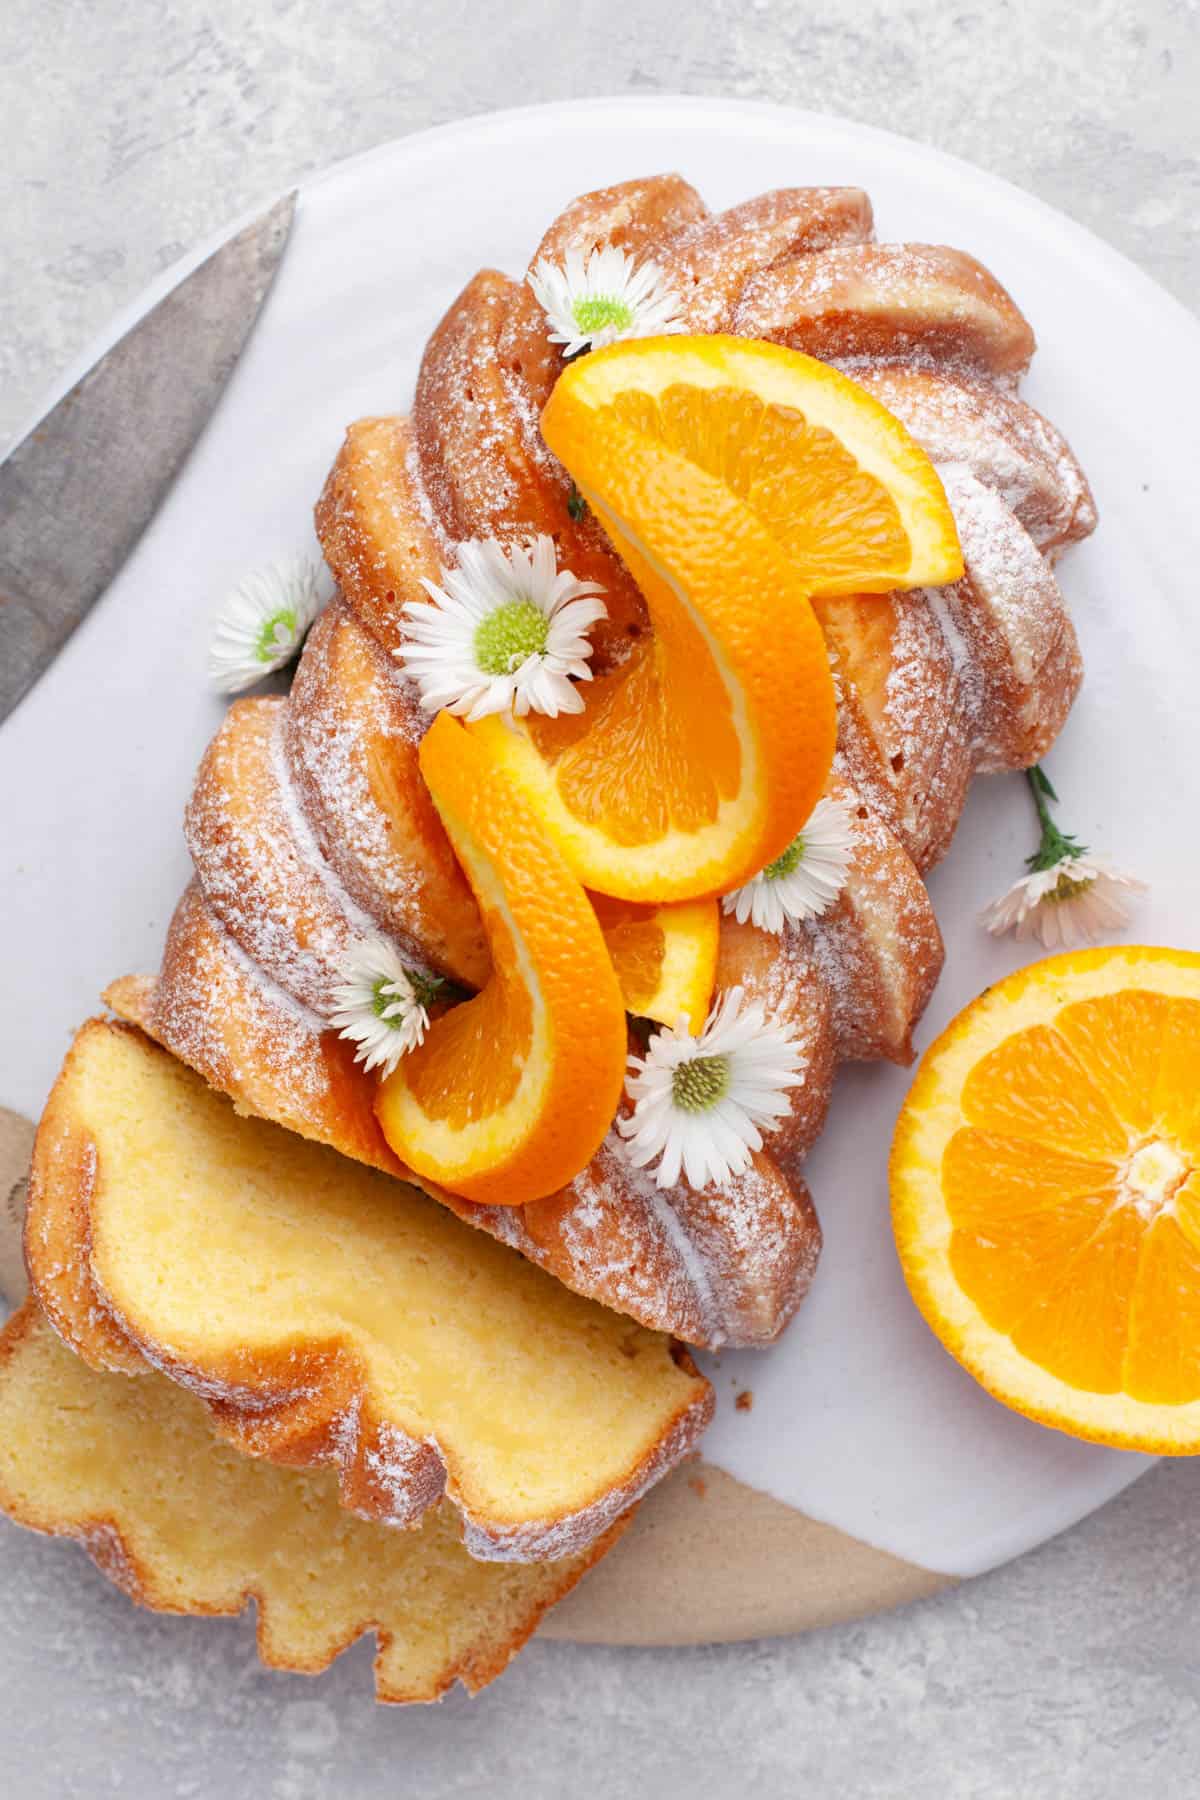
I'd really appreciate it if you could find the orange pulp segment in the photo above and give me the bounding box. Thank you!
[591,893,719,1027]
[891,947,1200,1451]
[376,712,627,1206]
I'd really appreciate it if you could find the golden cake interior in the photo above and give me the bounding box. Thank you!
[0,1305,624,1703]
[25,1019,711,1553]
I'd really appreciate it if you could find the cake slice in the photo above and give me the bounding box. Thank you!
[24,1019,712,1561]
[0,1305,626,1702]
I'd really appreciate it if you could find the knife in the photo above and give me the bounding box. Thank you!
[0,191,296,725]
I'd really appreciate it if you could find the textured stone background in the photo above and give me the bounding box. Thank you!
[2,1,1198,1793]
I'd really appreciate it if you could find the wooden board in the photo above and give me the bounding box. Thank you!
[541,1461,951,1644]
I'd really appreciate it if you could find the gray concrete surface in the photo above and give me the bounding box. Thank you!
[2,2,1198,1793]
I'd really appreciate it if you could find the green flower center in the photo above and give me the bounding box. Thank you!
[371,977,406,1021]
[672,1053,731,1114]
[255,607,297,662]
[373,970,442,1020]
[1048,871,1095,903]
[763,834,805,882]
[572,294,635,336]
[474,599,549,675]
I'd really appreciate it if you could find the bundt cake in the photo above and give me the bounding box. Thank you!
[23,1019,712,1561]
[105,173,1094,1350]
[0,1304,628,1701]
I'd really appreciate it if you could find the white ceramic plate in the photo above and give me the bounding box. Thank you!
[4,97,1199,1591]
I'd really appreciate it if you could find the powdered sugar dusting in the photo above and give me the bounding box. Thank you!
[666,187,874,333]
[591,1134,720,1338]
[148,885,329,1112]
[402,433,455,565]
[284,604,470,977]
[733,242,1036,381]
[154,175,1095,1357]
[268,706,378,945]
[286,619,422,923]
[459,1121,821,1352]
[855,365,1096,550]
[354,1418,447,1527]
[185,696,387,1018]
[802,776,942,1064]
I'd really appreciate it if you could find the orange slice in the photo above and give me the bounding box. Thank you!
[891,947,1200,1452]
[470,335,960,904]
[592,894,718,1027]
[561,334,964,593]
[375,712,627,1206]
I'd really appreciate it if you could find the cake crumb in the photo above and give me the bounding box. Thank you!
[687,1474,708,1499]
[735,1389,754,1413]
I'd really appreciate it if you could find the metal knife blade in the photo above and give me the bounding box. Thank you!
[0,191,296,724]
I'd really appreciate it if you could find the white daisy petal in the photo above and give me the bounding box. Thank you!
[527,244,684,358]
[681,1127,716,1192]
[656,1130,686,1192]
[208,553,328,694]
[328,936,434,1078]
[708,1100,762,1163]
[722,795,855,934]
[396,535,606,722]
[981,855,1146,949]
[616,987,803,1190]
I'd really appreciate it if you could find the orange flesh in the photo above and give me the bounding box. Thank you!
[527,593,742,846]
[603,384,910,590]
[944,992,1200,1402]
[401,907,532,1126]
[607,923,664,1013]
[589,895,665,1014]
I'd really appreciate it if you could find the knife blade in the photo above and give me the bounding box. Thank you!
[0,191,296,724]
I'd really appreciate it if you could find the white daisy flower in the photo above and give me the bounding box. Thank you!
[397,535,606,722]
[527,244,684,359]
[982,856,1145,950]
[329,937,437,1078]
[208,553,326,694]
[982,765,1145,950]
[617,987,805,1191]
[722,796,855,934]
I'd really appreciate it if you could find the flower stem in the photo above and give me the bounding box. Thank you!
[1024,765,1087,873]
[1025,765,1062,839]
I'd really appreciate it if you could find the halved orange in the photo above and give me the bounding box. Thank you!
[592,893,718,1027]
[891,947,1200,1452]
[375,712,627,1206]
[470,335,960,905]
